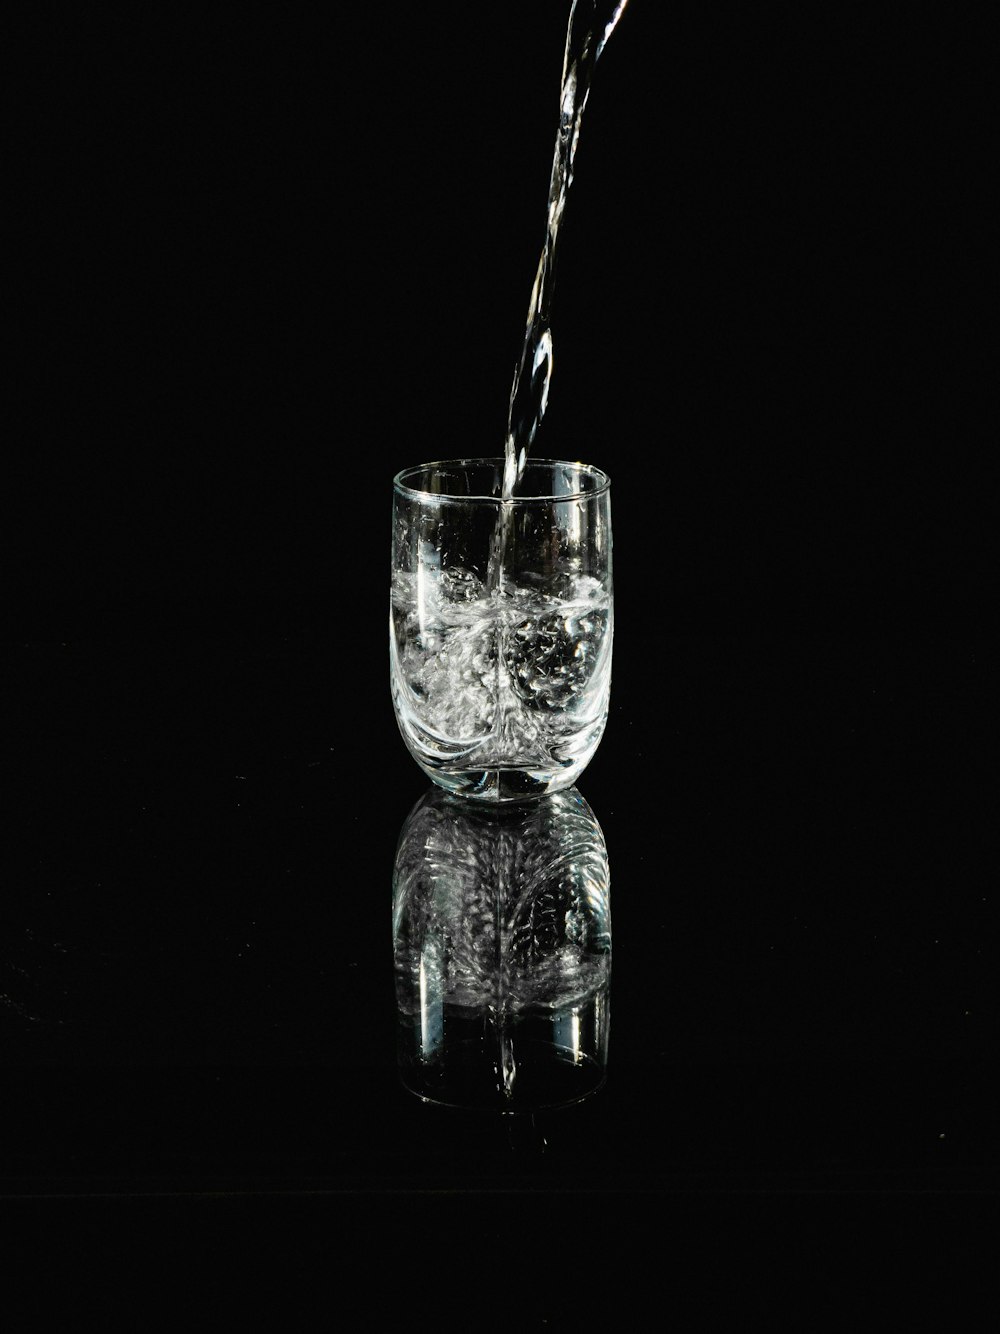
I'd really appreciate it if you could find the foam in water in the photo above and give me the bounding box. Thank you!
[391,566,612,773]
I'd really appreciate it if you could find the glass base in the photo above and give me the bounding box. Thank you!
[418,764,586,803]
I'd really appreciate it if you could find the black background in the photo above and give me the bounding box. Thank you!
[10,0,990,638]
[5,0,996,1307]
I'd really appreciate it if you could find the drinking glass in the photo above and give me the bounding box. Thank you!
[390,458,613,801]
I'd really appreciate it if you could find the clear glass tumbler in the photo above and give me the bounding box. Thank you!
[391,458,613,801]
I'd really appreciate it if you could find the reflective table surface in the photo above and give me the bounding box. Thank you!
[7,632,995,1198]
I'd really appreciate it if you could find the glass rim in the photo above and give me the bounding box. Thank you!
[393,457,611,505]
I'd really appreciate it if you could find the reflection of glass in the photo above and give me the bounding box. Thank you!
[392,785,611,1112]
[390,459,613,802]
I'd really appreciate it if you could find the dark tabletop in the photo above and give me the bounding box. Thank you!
[7,625,996,1185]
